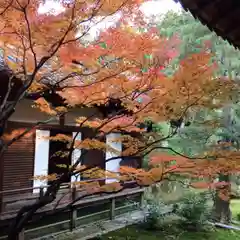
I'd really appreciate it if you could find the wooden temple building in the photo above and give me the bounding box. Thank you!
[0,60,145,238]
[1,0,240,236]
[0,62,143,227]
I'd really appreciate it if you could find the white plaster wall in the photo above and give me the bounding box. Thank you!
[33,130,50,193]
[71,132,82,182]
[105,133,122,183]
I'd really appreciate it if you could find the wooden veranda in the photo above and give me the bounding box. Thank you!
[0,181,144,240]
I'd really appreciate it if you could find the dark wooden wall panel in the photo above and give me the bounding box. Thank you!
[81,128,105,169]
[81,128,105,185]
[1,122,35,195]
[48,129,72,184]
[121,131,143,168]
[0,121,141,195]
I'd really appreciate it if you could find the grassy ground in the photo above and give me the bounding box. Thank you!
[231,199,240,220]
[95,199,240,240]
[97,225,239,240]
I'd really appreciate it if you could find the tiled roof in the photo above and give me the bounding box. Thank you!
[177,0,240,49]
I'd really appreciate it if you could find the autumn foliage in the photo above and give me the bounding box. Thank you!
[0,0,238,191]
[0,0,238,189]
[0,0,239,238]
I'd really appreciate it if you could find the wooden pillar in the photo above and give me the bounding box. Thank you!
[39,185,44,199]
[59,114,65,127]
[110,198,115,220]
[70,184,77,231]
[140,190,144,208]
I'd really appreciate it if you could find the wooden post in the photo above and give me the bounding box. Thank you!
[0,193,5,213]
[39,186,44,199]
[140,190,144,208]
[59,114,65,127]
[110,198,115,220]
[70,184,77,231]
[18,229,24,240]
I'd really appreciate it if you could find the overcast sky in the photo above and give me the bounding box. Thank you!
[39,0,182,40]
[39,0,182,16]
[141,0,182,16]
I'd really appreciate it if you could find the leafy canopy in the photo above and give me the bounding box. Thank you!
[0,0,238,196]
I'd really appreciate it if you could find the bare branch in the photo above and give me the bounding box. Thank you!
[0,0,13,16]
[22,3,37,69]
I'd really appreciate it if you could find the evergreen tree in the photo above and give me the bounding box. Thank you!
[159,10,240,78]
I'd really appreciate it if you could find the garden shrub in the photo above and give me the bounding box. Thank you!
[142,197,164,230]
[141,194,176,230]
[174,192,211,231]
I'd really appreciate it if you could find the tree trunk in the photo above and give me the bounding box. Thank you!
[212,174,231,223]
[212,193,231,223]
[212,105,233,223]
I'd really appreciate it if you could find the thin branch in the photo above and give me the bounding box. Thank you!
[144,145,205,160]
[22,4,37,69]
[52,57,123,88]
[0,0,13,15]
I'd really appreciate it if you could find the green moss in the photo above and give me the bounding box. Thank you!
[93,198,240,240]
[97,225,239,240]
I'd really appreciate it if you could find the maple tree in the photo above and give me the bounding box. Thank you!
[155,10,240,223]
[0,0,238,239]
